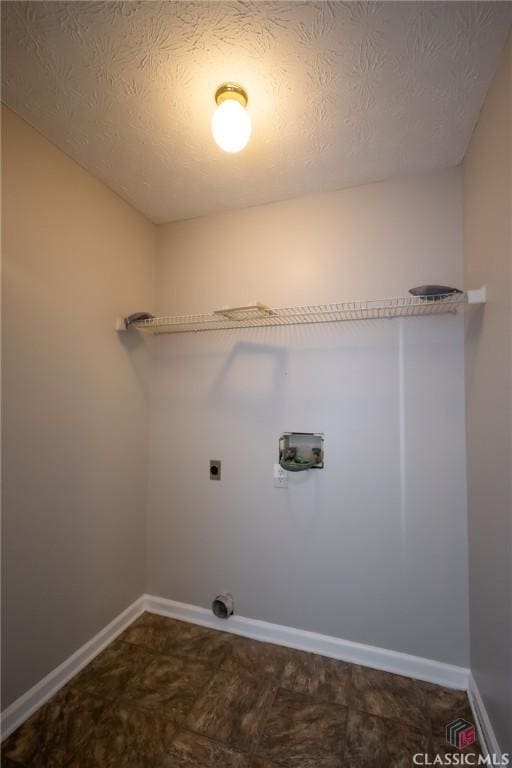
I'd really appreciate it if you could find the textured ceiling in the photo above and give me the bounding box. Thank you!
[2,2,511,223]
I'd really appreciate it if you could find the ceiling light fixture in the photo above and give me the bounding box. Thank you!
[211,83,251,154]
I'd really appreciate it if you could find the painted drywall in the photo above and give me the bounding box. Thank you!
[463,34,512,752]
[148,169,470,666]
[1,106,155,708]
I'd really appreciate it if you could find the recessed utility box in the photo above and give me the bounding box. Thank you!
[279,432,324,471]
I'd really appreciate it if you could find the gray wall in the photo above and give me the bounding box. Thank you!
[4,98,495,713]
[148,169,470,666]
[464,34,512,752]
[1,107,155,708]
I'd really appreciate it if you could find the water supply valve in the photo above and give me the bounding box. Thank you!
[279,432,324,472]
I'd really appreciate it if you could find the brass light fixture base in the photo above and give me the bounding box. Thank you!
[215,83,248,107]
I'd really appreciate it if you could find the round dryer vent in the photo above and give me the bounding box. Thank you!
[212,593,234,619]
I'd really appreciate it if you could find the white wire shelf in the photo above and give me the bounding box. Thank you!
[127,289,485,335]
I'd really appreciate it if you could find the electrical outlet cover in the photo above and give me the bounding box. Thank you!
[273,463,288,488]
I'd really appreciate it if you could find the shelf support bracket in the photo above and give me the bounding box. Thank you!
[466,286,486,304]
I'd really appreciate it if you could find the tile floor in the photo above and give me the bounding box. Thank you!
[2,612,479,768]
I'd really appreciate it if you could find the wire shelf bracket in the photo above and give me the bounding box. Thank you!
[116,288,486,335]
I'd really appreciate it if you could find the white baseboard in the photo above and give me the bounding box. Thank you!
[0,596,145,741]
[467,673,505,761]
[1,592,472,742]
[144,593,469,690]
